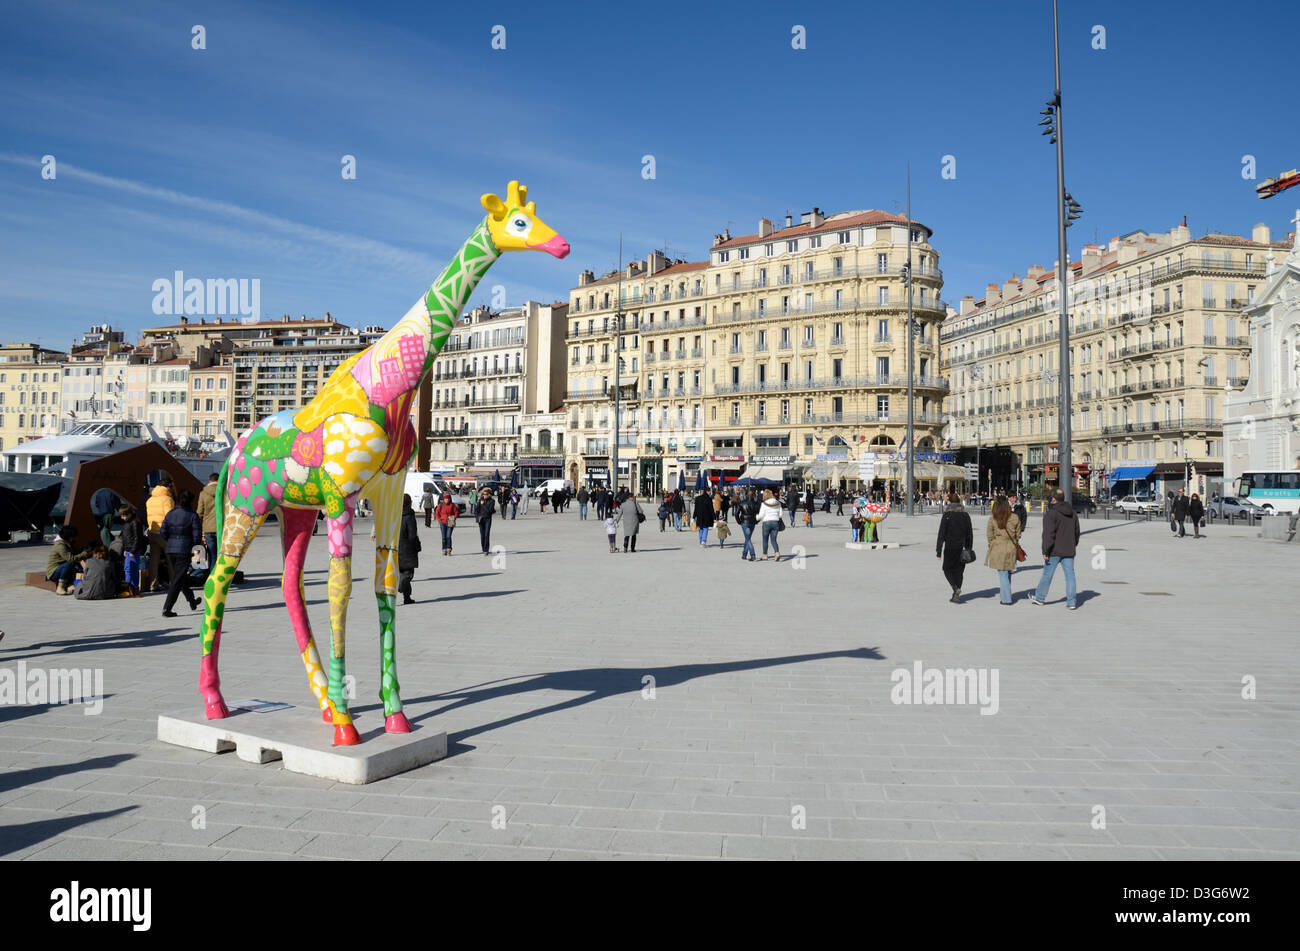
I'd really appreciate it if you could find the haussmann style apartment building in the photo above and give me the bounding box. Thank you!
[562,208,950,495]
[940,220,1290,500]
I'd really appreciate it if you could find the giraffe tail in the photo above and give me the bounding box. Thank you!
[215,456,229,544]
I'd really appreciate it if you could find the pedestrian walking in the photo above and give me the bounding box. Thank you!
[145,475,175,591]
[1189,493,1204,538]
[803,488,815,527]
[1172,488,1189,538]
[693,489,715,546]
[1010,492,1028,535]
[510,488,520,519]
[719,490,730,522]
[618,489,643,552]
[577,485,590,520]
[935,491,974,604]
[670,490,685,531]
[475,486,496,555]
[1030,489,1081,609]
[539,487,549,513]
[736,488,758,561]
[117,504,146,592]
[602,508,617,552]
[836,488,846,516]
[398,494,421,604]
[160,489,202,617]
[197,472,219,574]
[757,488,784,561]
[821,489,831,513]
[787,486,800,526]
[420,486,434,528]
[435,491,457,555]
[657,497,668,532]
[985,498,1023,605]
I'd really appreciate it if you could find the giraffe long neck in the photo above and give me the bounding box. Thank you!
[420,217,500,357]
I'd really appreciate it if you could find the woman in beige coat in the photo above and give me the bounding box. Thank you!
[985,497,1022,605]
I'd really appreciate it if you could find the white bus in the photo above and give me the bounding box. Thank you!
[1236,470,1300,515]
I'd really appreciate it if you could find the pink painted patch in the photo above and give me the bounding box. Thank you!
[268,482,284,500]
[290,425,325,468]
[266,459,277,473]
[250,466,262,485]
[237,475,251,498]
[251,496,268,516]
[234,454,245,472]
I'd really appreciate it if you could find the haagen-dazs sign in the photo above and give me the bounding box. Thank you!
[709,454,745,463]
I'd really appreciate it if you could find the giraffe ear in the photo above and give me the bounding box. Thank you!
[525,201,536,216]
[481,193,507,219]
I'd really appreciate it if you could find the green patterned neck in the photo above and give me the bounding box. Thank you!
[423,218,501,352]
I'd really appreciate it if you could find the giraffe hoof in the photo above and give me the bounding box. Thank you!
[333,723,361,746]
[384,712,412,733]
[321,708,333,723]
[205,698,230,719]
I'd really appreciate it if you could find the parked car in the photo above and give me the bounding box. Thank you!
[1116,494,1160,514]
[402,473,468,514]
[1071,494,1099,513]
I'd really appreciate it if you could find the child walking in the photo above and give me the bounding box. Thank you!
[605,512,618,553]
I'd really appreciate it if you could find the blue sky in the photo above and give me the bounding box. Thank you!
[1,0,1296,350]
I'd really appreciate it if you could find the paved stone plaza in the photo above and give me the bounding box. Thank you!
[2,506,1297,860]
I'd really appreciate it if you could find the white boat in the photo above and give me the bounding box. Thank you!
[1,419,231,478]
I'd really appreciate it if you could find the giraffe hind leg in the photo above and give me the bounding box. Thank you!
[369,472,410,732]
[279,506,332,721]
[200,501,269,719]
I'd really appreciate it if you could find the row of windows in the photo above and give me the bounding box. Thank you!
[715,229,924,264]
[0,414,55,429]
[0,391,58,406]
[193,377,229,390]
[0,371,58,384]
[192,399,229,412]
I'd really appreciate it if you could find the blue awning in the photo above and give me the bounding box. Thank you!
[1109,465,1155,481]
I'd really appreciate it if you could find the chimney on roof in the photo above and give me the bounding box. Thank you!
[1003,275,1020,298]
[1081,245,1102,273]
[1252,222,1271,244]
[758,217,773,238]
[1026,265,1045,282]
[960,296,976,316]
[179,316,188,326]
[648,249,668,276]
[577,269,593,285]
[785,214,793,228]
[811,207,825,228]
[626,260,640,278]
[712,233,724,247]
[986,282,1002,305]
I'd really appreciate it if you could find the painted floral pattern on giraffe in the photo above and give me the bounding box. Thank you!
[195,181,570,745]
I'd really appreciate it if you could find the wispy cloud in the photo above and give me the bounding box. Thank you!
[0,152,444,277]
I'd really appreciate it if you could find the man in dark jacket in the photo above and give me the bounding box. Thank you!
[736,488,759,561]
[1010,492,1028,535]
[398,494,421,604]
[692,490,716,546]
[1030,489,1080,609]
[669,490,685,530]
[1188,493,1205,539]
[1172,489,1190,538]
[160,489,202,617]
[935,493,973,603]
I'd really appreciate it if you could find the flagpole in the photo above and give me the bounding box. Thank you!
[905,163,915,517]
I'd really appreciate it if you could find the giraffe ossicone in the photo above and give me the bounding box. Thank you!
[196,181,569,745]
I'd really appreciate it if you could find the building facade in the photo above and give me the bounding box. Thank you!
[1225,216,1300,486]
[189,364,235,441]
[0,343,68,452]
[425,300,568,477]
[563,209,948,493]
[941,222,1288,498]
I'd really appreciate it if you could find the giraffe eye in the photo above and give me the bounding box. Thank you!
[513,217,527,229]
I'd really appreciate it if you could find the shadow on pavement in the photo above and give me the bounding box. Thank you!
[0,697,118,724]
[0,753,135,796]
[2,627,193,661]
[429,589,525,604]
[0,807,139,858]
[380,647,886,753]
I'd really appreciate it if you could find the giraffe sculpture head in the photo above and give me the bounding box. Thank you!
[481,180,570,258]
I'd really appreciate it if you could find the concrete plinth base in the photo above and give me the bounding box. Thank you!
[844,541,901,551]
[157,706,447,784]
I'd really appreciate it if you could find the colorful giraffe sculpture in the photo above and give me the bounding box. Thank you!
[199,181,569,745]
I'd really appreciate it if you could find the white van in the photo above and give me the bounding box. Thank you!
[402,472,468,514]
[530,478,573,497]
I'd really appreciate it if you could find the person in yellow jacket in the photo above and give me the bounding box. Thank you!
[145,476,175,592]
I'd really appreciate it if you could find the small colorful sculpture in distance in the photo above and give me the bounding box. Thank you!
[853,497,890,543]
[199,182,569,745]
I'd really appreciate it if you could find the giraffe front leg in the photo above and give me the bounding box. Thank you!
[200,504,268,719]
[369,472,409,732]
[325,505,360,745]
